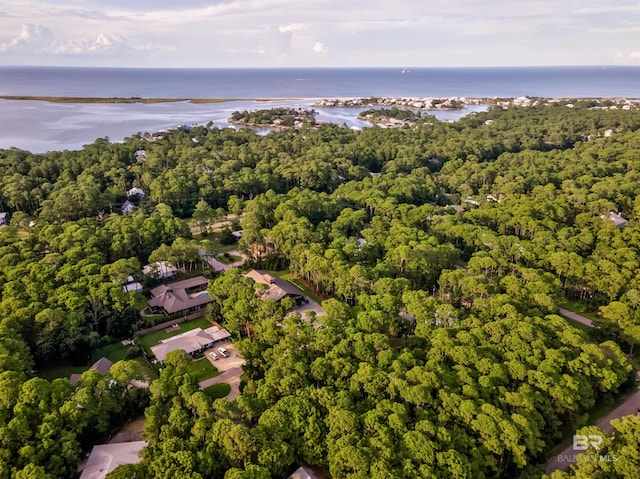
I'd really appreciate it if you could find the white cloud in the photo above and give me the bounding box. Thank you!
[278,23,309,33]
[0,24,54,52]
[313,41,328,55]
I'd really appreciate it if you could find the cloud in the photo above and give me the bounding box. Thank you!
[0,24,54,52]
[0,23,162,56]
[313,41,328,55]
[278,23,309,33]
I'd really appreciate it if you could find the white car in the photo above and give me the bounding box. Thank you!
[217,347,229,358]
[209,352,219,360]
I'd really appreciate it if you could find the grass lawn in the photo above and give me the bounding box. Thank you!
[37,362,86,381]
[563,316,593,333]
[137,316,213,352]
[38,341,158,381]
[187,357,219,382]
[270,270,324,305]
[203,383,231,399]
[217,254,241,265]
[93,342,130,363]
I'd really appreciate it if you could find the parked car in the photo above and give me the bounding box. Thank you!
[218,347,229,358]
[209,352,219,360]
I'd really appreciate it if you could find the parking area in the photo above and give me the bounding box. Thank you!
[205,341,244,372]
[201,341,244,401]
[288,298,326,320]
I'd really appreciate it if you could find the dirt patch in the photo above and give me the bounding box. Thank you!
[108,416,146,443]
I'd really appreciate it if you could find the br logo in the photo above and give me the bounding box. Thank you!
[573,434,603,451]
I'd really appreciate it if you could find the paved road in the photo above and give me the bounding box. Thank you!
[545,388,640,475]
[545,307,639,475]
[558,308,595,328]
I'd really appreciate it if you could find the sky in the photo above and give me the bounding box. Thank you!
[1,0,640,68]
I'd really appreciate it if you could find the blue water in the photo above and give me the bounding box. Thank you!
[1,66,640,152]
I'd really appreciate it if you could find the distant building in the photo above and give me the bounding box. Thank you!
[150,326,231,363]
[142,261,178,280]
[148,276,213,315]
[289,466,318,479]
[0,212,8,227]
[80,441,146,479]
[121,200,136,214]
[70,357,113,385]
[602,211,628,227]
[232,230,243,239]
[123,282,143,293]
[244,270,306,304]
[127,187,145,198]
[451,205,465,213]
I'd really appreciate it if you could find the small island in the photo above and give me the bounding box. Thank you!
[228,107,317,128]
[358,107,431,127]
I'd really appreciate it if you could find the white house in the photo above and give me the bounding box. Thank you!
[142,261,179,280]
[121,200,136,214]
[127,187,145,198]
[123,282,143,293]
[0,212,8,227]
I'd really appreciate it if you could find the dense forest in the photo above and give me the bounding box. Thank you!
[1,101,640,478]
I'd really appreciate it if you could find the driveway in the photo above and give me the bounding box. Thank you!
[558,308,595,328]
[200,341,244,401]
[199,249,247,272]
[289,298,326,320]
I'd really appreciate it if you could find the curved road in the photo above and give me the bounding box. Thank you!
[545,308,639,475]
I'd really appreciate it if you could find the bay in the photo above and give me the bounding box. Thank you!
[1,66,639,152]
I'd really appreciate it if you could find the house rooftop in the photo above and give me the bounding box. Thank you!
[80,441,146,479]
[70,357,113,385]
[148,276,212,315]
[602,211,628,227]
[289,466,319,479]
[151,328,214,362]
[244,270,304,302]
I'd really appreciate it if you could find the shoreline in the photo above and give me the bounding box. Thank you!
[3,95,640,106]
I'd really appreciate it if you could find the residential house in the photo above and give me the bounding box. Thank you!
[244,270,306,305]
[150,326,231,363]
[232,230,243,239]
[80,441,146,479]
[127,187,145,198]
[121,200,136,214]
[0,212,8,227]
[602,211,628,227]
[70,357,113,385]
[142,261,178,280]
[289,466,319,479]
[148,276,213,315]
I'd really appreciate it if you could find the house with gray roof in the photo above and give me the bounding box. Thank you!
[244,270,305,304]
[150,326,231,363]
[80,441,146,479]
[0,212,8,227]
[148,276,213,315]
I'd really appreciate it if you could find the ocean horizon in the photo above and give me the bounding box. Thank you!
[1,66,640,152]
